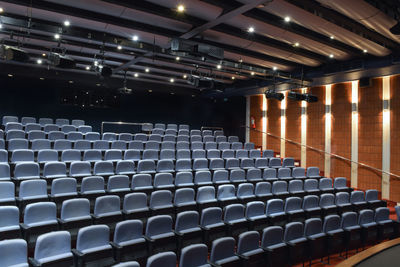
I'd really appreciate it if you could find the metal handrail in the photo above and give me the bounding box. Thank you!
[101,121,147,135]
[244,126,400,180]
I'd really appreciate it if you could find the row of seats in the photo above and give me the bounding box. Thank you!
[2,207,398,267]
[2,124,92,134]
[2,116,85,127]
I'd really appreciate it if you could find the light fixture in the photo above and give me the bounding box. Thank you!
[265,89,284,101]
[273,66,277,71]
[284,16,291,22]
[294,42,299,47]
[0,24,2,29]
[363,49,368,53]
[63,20,70,26]
[96,83,101,86]
[36,59,42,64]
[0,45,30,62]
[177,4,185,12]
[148,89,153,92]
[54,33,60,39]
[98,65,103,69]
[216,64,221,69]
[330,35,335,40]
[42,53,46,57]
[85,66,90,70]
[170,78,175,83]
[7,74,13,77]
[183,74,187,79]
[68,80,73,84]
[176,56,180,61]
[94,60,98,66]
[40,77,44,80]
[0,7,4,13]
[134,73,139,77]
[238,59,243,63]
[329,54,334,58]
[117,45,122,50]
[170,92,175,95]
[248,26,255,33]
[132,35,138,41]
[145,68,150,72]
[251,72,255,76]
[231,76,235,80]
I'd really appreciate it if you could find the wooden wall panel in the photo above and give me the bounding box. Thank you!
[358,78,382,191]
[285,98,302,160]
[249,95,263,148]
[390,75,400,201]
[267,98,281,154]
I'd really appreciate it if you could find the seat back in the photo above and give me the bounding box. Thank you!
[34,231,72,261]
[61,198,90,221]
[76,225,110,252]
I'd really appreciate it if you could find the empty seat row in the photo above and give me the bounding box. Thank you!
[4,123,92,134]
[4,130,97,142]
[2,116,85,127]
[143,123,189,132]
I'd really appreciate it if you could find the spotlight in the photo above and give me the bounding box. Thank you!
[40,77,44,80]
[42,53,46,57]
[48,53,75,68]
[170,78,175,83]
[329,54,334,58]
[251,72,255,76]
[132,35,138,41]
[0,7,3,13]
[272,66,277,71]
[363,49,368,53]
[85,66,90,70]
[294,42,299,47]
[0,45,30,62]
[248,26,255,33]
[36,59,42,64]
[231,76,235,80]
[288,91,306,101]
[284,16,291,22]
[217,64,221,69]
[134,73,139,77]
[94,60,98,66]
[117,45,122,50]
[145,68,150,72]
[177,4,185,12]
[183,74,187,79]
[265,89,284,101]
[7,74,13,77]
[101,66,112,77]
[54,33,60,39]
[176,56,180,61]
[330,35,335,40]
[0,24,2,29]
[64,20,70,26]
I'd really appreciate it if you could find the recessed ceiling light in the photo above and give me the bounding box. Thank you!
[248,26,255,33]
[329,54,334,58]
[40,77,44,80]
[36,59,42,64]
[238,59,243,63]
[42,53,46,57]
[0,24,3,29]
[192,95,195,97]
[294,42,299,47]
[170,92,175,95]
[284,16,291,22]
[170,78,175,83]
[148,89,153,92]
[363,49,368,53]
[8,74,13,77]
[134,73,139,77]
[0,7,4,13]
[94,61,98,66]
[145,68,150,72]
[85,66,90,70]
[231,76,235,80]
[117,45,122,50]
[183,74,187,79]
[177,4,185,12]
[96,83,101,86]
[54,33,60,39]
[176,56,180,61]
[273,66,277,71]
[132,35,138,41]
[330,35,335,40]
[64,20,70,26]
[251,72,255,76]
[69,80,73,84]
[217,64,221,69]
[98,65,103,69]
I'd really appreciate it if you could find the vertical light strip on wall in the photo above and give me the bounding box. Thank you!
[245,96,250,143]
[262,94,267,150]
[301,88,307,168]
[351,80,359,188]
[280,92,287,158]
[382,76,391,199]
[325,84,332,177]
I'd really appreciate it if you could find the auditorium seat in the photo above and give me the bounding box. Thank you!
[72,225,114,266]
[115,160,135,175]
[335,192,353,214]
[261,226,288,266]
[350,191,369,211]
[0,239,28,267]
[269,158,281,169]
[50,178,78,208]
[323,215,345,263]
[61,149,81,162]
[80,176,105,203]
[359,209,378,248]
[263,168,278,182]
[231,142,243,150]
[284,222,308,265]
[122,192,150,221]
[217,184,237,207]
[176,151,190,161]
[210,237,241,267]
[285,197,305,222]
[365,189,386,209]
[254,182,273,202]
[154,173,174,191]
[131,174,153,194]
[54,140,71,151]
[62,125,77,134]
[304,179,320,195]
[175,172,194,189]
[307,167,321,179]
[218,142,230,151]
[149,190,174,216]
[74,140,91,151]
[32,140,51,151]
[197,186,217,210]
[282,157,295,168]
[175,211,202,251]
[21,117,36,125]
[247,168,262,182]
[179,244,210,267]
[78,126,92,134]
[160,149,175,160]
[320,193,337,216]
[137,160,156,174]
[235,149,248,159]
[111,141,127,150]
[334,177,351,193]
[213,170,229,185]
[226,158,240,170]
[156,159,174,173]
[193,158,209,171]
[304,218,327,264]
[17,180,48,209]
[8,138,29,151]
[319,178,334,194]
[237,183,255,203]
[27,130,45,140]
[21,202,58,246]
[59,199,92,239]
[200,207,227,245]
[94,161,115,176]
[266,199,286,226]
[245,201,268,232]
[103,132,118,141]
[107,175,130,195]
[223,204,248,239]
[146,251,176,267]
[71,119,85,127]
[83,149,102,162]
[56,119,69,127]
[229,169,246,185]
[177,142,190,150]
[237,231,265,266]
[0,162,10,180]
[111,220,147,263]
[85,132,100,141]
[124,149,141,161]
[93,195,123,228]
[145,215,177,255]
[37,149,58,163]
[174,188,196,213]
[6,122,23,132]
[43,162,67,180]
[0,206,20,240]
[0,181,16,205]
[39,118,53,126]
[48,131,65,141]
[177,136,189,143]
[292,167,306,180]
[302,195,321,218]
[44,124,59,133]
[70,161,92,179]
[288,180,305,198]
[272,181,289,199]
[375,207,395,240]
[255,158,269,169]
[104,149,123,162]
[341,212,362,257]
[93,140,110,151]
[29,231,73,267]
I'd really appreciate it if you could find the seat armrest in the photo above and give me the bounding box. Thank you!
[72,248,84,257]
[110,241,122,250]
[29,257,41,267]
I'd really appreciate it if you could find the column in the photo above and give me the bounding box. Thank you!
[325,85,332,177]
[351,80,359,188]
[382,76,391,199]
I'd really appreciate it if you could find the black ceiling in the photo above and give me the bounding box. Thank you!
[0,0,399,95]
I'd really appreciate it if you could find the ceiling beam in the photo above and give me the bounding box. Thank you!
[285,0,400,52]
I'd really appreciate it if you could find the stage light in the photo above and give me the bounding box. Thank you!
[329,54,334,58]
[265,89,284,101]
[294,42,299,47]
[0,24,2,29]
[248,26,255,33]
[0,7,3,13]
[7,74,13,77]
[288,91,306,101]
[177,4,185,12]
[40,77,44,80]
[284,16,291,22]
[42,53,46,57]
[69,80,73,84]
[183,74,187,79]
[64,20,70,26]
[94,60,98,66]
[132,35,138,41]
[231,76,235,80]
[0,45,30,62]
